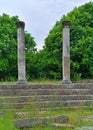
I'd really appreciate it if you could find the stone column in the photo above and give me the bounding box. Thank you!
[62,20,71,84]
[16,21,27,84]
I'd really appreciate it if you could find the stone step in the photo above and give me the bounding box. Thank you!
[28,100,93,108]
[0,84,93,110]
[1,83,93,90]
[14,105,93,111]
[0,95,93,103]
[75,126,93,130]
[0,105,90,112]
[0,89,93,96]
[51,123,75,129]
[14,115,68,129]
[0,100,92,109]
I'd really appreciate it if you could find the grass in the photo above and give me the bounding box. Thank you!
[1,78,93,84]
[29,79,61,84]
[0,79,61,84]
[0,78,93,84]
[0,111,19,130]
[1,78,93,85]
[0,107,93,130]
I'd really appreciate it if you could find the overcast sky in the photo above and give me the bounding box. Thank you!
[0,0,91,50]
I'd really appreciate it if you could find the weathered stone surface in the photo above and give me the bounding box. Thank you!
[62,20,71,27]
[16,21,25,28]
[16,21,27,84]
[0,100,93,109]
[0,112,4,117]
[1,88,93,96]
[62,20,71,83]
[63,57,70,81]
[1,83,93,89]
[0,83,93,110]
[14,115,68,128]
[75,126,93,130]
[51,123,75,129]
[78,115,93,121]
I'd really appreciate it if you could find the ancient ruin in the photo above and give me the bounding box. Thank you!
[62,20,71,84]
[16,21,27,85]
[16,20,72,85]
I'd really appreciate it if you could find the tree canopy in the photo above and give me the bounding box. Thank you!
[42,1,93,80]
[0,13,36,81]
[1,2,93,81]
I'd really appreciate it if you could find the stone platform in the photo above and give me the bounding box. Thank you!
[1,83,93,129]
[0,83,93,110]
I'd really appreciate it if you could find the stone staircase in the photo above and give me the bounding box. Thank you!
[1,83,93,129]
[0,83,93,110]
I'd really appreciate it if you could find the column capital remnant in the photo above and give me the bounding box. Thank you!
[16,21,25,28]
[62,20,71,28]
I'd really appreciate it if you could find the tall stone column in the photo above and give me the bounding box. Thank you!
[16,21,27,84]
[62,20,71,84]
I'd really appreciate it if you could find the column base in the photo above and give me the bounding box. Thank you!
[62,80,72,84]
[16,79,27,86]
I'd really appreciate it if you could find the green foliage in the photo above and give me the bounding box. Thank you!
[1,2,93,81]
[41,1,93,80]
[0,111,18,130]
[0,13,18,81]
[25,31,36,52]
[0,13,36,81]
[37,22,62,80]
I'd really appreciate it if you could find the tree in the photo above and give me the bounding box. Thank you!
[0,13,36,81]
[40,2,93,80]
[37,21,62,79]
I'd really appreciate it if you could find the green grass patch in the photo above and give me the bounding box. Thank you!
[0,79,61,84]
[0,111,19,130]
[1,107,93,129]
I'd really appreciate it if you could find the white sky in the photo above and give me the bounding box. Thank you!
[0,0,91,50]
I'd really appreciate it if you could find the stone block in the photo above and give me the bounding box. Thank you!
[14,115,68,128]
